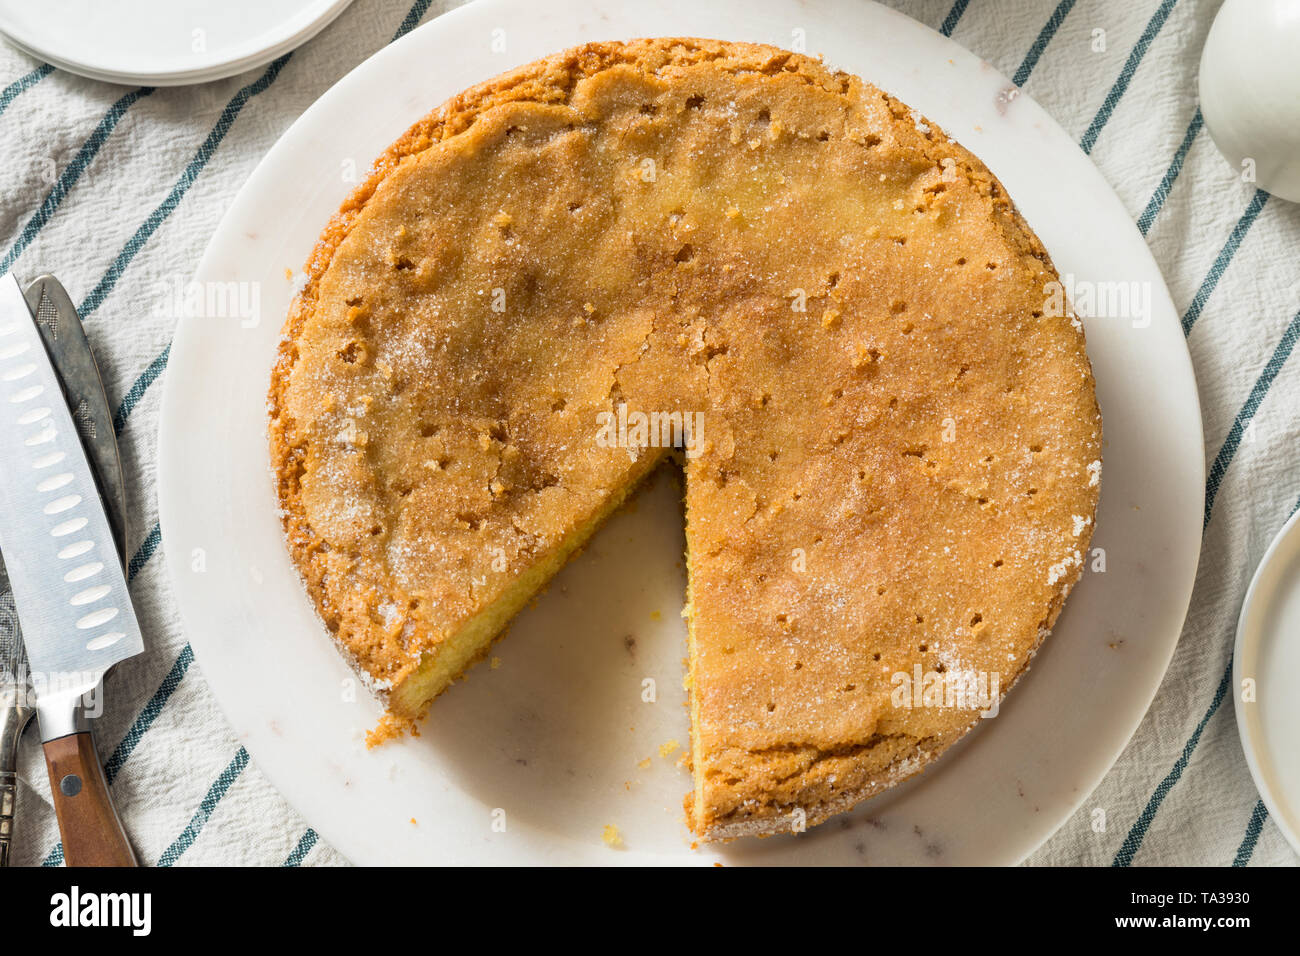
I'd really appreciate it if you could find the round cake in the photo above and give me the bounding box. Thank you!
[269,38,1101,841]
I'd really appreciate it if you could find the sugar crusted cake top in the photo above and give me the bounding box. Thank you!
[269,38,1101,834]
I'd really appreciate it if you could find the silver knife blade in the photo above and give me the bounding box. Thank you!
[0,273,143,727]
[23,275,128,560]
[0,277,129,674]
[0,276,129,677]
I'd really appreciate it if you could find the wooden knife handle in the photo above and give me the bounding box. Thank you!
[42,731,136,867]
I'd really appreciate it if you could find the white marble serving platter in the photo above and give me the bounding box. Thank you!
[157,0,1204,864]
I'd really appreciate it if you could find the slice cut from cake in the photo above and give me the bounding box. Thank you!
[269,38,1101,840]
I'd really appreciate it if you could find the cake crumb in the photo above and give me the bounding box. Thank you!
[659,739,680,758]
[602,824,624,848]
[366,712,418,748]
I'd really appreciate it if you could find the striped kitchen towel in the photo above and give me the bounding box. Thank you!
[0,0,1296,866]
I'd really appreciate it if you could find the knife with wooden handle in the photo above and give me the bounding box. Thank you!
[0,275,130,866]
[0,272,140,866]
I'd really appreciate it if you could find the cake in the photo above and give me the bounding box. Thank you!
[269,38,1101,841]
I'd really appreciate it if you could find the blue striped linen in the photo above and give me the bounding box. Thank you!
[2,0,1296,865]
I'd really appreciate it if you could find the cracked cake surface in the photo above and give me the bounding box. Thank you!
[269,37,1101,841]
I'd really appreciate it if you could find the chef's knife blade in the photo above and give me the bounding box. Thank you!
[0,272,140,864]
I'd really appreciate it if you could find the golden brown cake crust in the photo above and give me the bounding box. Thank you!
[269,38,1101,840]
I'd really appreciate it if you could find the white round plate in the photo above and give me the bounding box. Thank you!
[1233,508,1300,854]
[158,0,1204,865]
[0,0,353,87]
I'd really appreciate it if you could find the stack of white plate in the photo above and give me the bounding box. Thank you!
[0,0,353,86]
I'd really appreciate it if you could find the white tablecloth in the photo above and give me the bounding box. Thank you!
[2,0,1296,866]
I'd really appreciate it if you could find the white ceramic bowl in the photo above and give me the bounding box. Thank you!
[1199,0,1300,203]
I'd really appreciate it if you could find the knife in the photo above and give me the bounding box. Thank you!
[0,275,130,867]
[0,272,140,866]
